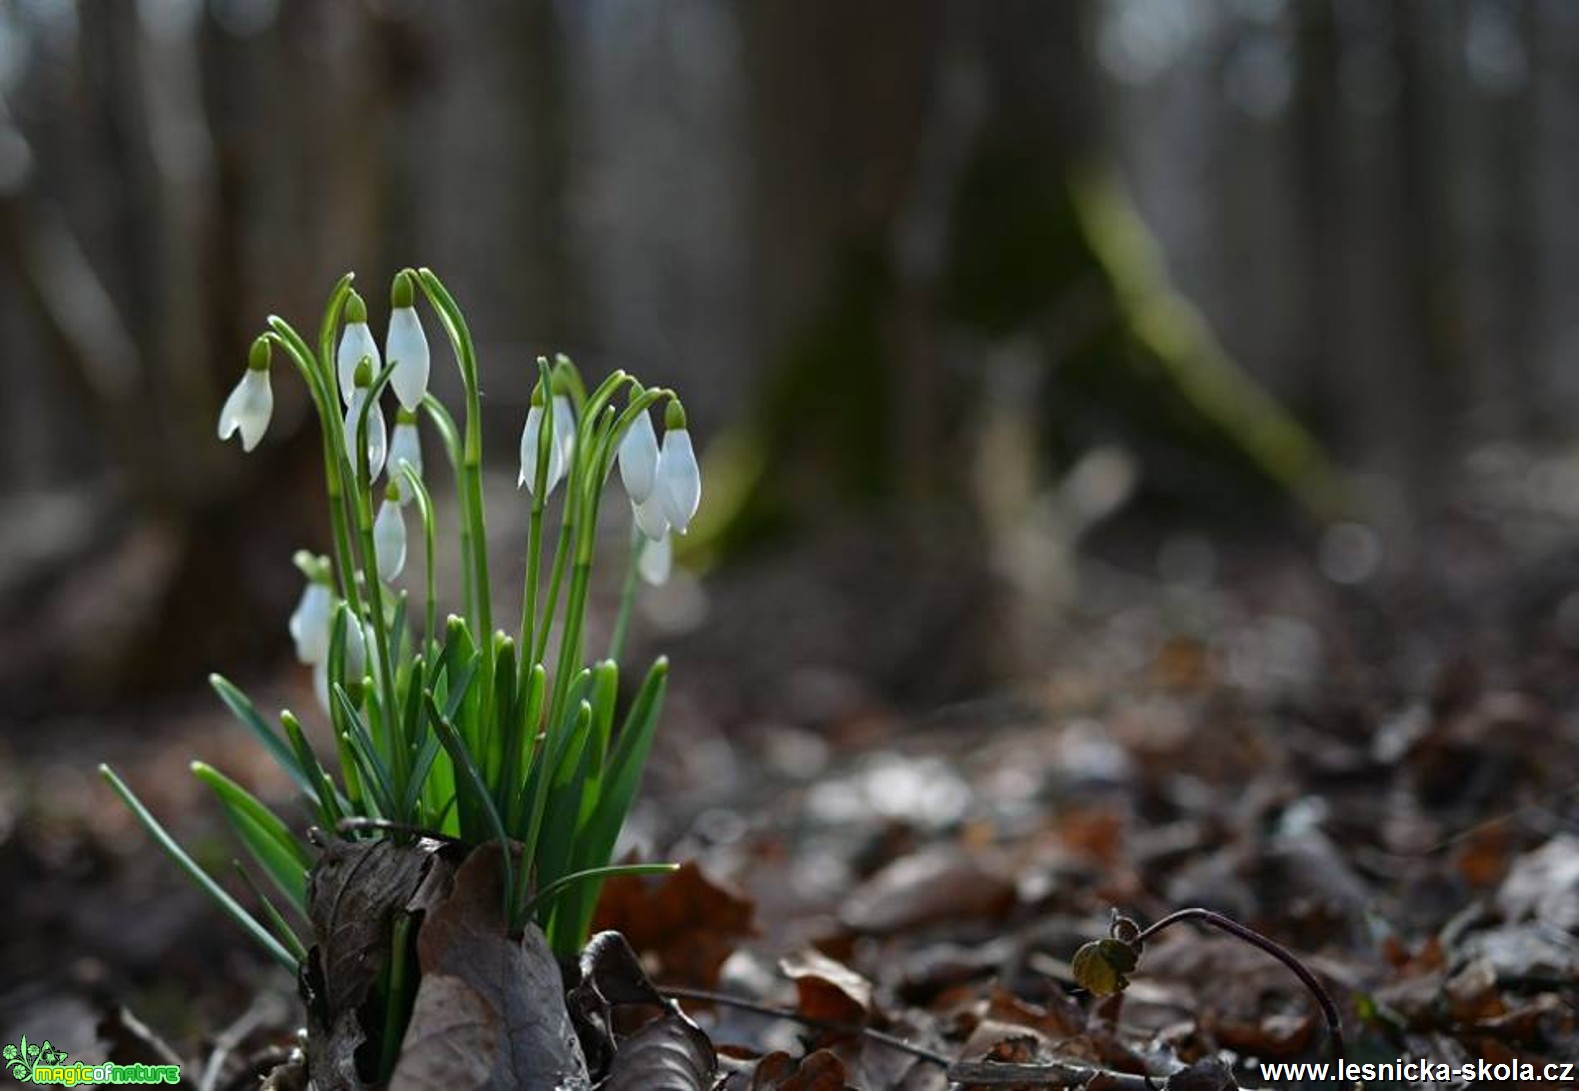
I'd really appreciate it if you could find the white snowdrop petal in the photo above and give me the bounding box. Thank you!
[658,428,701,533]
[289,582,333,665]
[638,532,672,586]
[342,608,367,679]
[633,492,669,541]
[218,369,273,452]
[385,307,430,411]
[373,499,407,581]
[552,395,576,465]
[618,410,659,503]
[336,322,380,405]
[312,659,330,713]
[518,405,565,496]
[388,422,423,504]
[345,391,388,479]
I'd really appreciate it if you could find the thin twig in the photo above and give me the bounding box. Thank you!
[661,984,1173,1088]
[1134,908,1345,1060]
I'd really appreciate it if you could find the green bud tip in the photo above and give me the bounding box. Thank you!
[664,399,687,430]
[530,382,546,407]
[353,356,374,388]
[384,479,401,502]
[626,380,646,405]
[396,405,419,425]
[391,270,416,309]
[248,336,272,371]
[345,290,368,324]
[292,549,332,583]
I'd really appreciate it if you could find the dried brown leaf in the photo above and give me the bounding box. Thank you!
[388,846,590,1091]
[593,861,756,988]
[781,948,876,1027]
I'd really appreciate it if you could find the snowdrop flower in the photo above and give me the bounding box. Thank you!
[657,401,701,534]
[344,358,387,479]
[336,603,372,682]
[518,391,566,496]
[618,397,659,503]
[217,337,274,452]
[336,290,380,406]
[552,393,576,469]
[288,574,333,665]
[638,532,672,586]
[373,486,407,581]
[385,272,430,411]
[632,490,669,541]
[387,408,423,504]
[312,659,330,713]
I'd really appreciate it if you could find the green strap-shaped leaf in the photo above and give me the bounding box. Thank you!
[209,675,315,798]
[231,862,309,964]
[191,762,312,913]
[99,765,296,971]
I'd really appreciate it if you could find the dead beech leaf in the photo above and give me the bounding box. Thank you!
[781,948,875,1027]
[599,1014,716,1091]
[1071,939,1138,997]
[593,861,756,988]
[389,846,590,1091]
[1209,1012,1315,1060]
[751,1048,854,1091]
[303,838,438,1090]
[840,844,1014,934]
[569,930,717,1084]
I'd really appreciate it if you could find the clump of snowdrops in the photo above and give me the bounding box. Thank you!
[100,268,699,973]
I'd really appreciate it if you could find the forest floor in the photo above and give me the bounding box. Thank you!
[2,464,1578,1089]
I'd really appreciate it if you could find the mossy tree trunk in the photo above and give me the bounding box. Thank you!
[698,0,1344,565]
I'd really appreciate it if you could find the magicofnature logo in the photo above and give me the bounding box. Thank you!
[3,1036,181,1085]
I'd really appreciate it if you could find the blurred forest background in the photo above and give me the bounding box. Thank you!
[0,0,1577,716]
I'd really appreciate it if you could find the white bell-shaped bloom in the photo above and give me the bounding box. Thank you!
[344,389,388,479]
[657,427,701,534]
[373,496,407,581]
[340,607,368,681]
[288,580,333,665]
[312,659,330,713]
[217,367,272,452]
[632,491,669,541]
[518,403,566,496]
[336,320,380,406]
[618,409,659,503]
[387,414,423,505]
[385,306,430,411]
[552,394,577,467]
[638,532,672,586]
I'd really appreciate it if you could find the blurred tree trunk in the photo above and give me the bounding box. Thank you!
[1291,0,1345,443]
[700,0,1342,696]
[708,0,1340,555]
[1390,0,1466,504]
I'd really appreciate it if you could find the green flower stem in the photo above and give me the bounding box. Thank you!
[351,365,406,799]
[517,359,557,687]
[399,464,439,655]
[532,512,574,667]
[378,912,414,1081]
[263,320,364,619]
[419,394,470,633]
[415,269,491,647]
[607,526,643,663]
